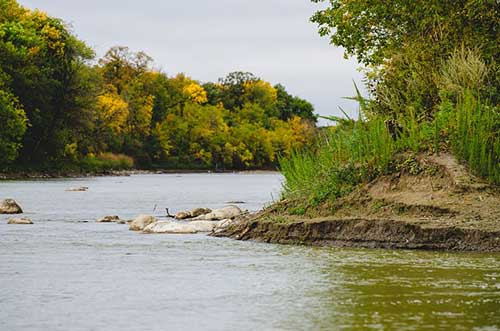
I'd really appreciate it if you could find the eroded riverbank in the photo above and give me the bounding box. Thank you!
[214,155,500,252]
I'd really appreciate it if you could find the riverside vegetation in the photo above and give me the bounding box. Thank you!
[0,0,316,174]
[217,1,500,251]
[1,0,499,251]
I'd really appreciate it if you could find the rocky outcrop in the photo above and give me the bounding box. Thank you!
[143,220,219,234]
[96,215,120,223]
[193,205,244,221]
[0,199,23,214]
[7,217,33,224]
[129,215,157,231]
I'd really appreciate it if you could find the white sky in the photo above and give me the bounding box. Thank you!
[19,0,365,123]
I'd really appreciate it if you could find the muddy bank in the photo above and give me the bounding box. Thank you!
[214,217,500,252]
[213,154,500,252]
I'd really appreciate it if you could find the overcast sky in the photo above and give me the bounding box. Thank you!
[19,0,364,123]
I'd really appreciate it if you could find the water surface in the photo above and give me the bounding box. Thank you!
[1,173,499,331]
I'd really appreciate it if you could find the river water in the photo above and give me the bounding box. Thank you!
[1,173,499,331]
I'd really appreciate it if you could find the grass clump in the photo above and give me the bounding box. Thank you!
[279,88,499,208]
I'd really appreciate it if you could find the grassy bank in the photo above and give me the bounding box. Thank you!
[280,90,499,212]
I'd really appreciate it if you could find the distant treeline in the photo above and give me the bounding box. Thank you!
[0,1,316,172]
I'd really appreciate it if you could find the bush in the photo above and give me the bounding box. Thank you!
[80,153,134,172]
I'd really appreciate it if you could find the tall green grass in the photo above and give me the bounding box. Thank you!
[280,91,499,207]
[449,92,500,183]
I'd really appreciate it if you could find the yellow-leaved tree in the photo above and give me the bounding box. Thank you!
[96,85,129,135]
[183,82,207,104]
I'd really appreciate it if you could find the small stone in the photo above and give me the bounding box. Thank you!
[116,219,131,224]
[66,186,88,192]
[7,217,33,224]
[175,211,192,220]
[190,208,212,218]
[96,215,120,223]
[193,205,244,221]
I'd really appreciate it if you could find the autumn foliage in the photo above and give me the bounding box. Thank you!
[0,1,316,171]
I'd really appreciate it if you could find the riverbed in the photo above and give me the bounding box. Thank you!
[1,173,499,331]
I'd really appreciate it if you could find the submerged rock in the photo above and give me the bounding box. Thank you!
[0,199,23,214]
[7,217,33,224]
[129,215,157,231]
[194,205,244,221]
[116,219,131,224]
[96,215,120,223]
[143,220,219,234]
[66,186,88,192]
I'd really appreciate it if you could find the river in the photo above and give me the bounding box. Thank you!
[1,173,499,331]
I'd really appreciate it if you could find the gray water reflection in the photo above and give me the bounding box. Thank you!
[0,174,499,331]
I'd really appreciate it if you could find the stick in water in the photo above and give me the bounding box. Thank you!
[165,208,174,218]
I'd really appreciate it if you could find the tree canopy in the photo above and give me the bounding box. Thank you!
[0,1,317,171]
[311,0,499,115]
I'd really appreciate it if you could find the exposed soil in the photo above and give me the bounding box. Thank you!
[213,154,500,252]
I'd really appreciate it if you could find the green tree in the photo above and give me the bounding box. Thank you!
[0,89,27,166]
[0,2,96,164]
[311,0,499,115]
[275,84,316,122]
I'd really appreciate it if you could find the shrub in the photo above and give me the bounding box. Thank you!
[80,153,134,172]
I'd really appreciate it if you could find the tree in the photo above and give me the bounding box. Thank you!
[0,89,27,166]
[311,0,499,114]
[275,84,316,122]
[218,71,258,110]
[0,2,96,163]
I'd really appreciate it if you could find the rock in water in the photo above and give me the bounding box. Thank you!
[129,215,157,231]
[7,217,33,224]
[0,199,23,214]
[190,208,212,217]
[66,186,88,192]
[194,205,243,220]
[175,211,192,220]
[116,219,130,224]
[143,220,219,234]
[96,215,120,223]
[175,208,212,220]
